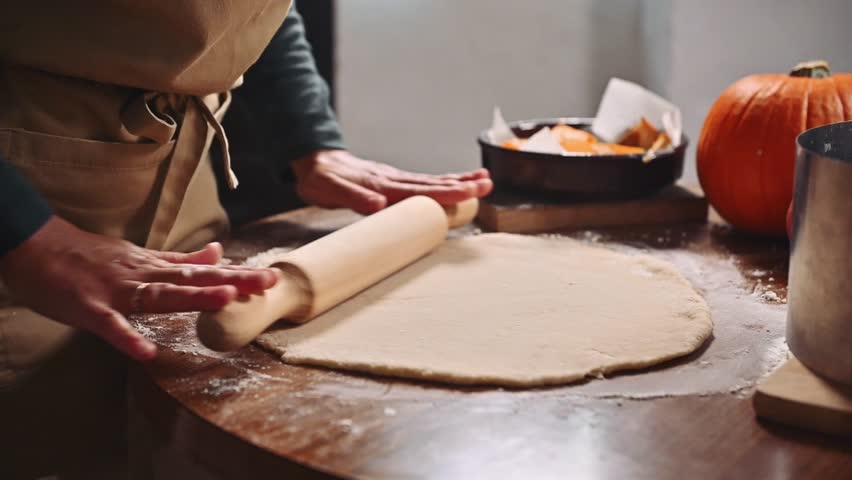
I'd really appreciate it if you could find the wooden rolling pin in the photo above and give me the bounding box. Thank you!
[197,196,479,351]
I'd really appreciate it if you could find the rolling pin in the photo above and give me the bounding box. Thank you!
[197,196,479,351]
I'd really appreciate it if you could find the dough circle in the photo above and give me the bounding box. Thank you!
[257,233,712,387]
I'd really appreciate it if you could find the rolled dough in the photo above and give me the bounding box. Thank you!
[256,233,712,387]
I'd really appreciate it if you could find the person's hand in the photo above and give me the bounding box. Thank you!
[292,149,493,215]
[0,216,278,361]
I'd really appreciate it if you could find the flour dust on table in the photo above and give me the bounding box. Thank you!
[256,233,712,388]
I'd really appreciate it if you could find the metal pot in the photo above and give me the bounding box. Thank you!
[788,120,852,384]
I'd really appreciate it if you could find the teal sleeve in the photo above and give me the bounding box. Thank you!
[215,5,345,225]
[239,4,345,168]
[0,155,52,256]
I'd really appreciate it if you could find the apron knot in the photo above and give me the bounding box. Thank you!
[121,91,239,190]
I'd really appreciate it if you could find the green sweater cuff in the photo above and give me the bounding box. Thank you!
[0,156,52,256]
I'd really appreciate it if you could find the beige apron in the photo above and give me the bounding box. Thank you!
[0,1,292,477]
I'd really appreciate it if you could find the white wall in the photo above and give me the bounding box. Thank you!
[336,0,852,182]
[336,0,642,175]
[667,0,852,181]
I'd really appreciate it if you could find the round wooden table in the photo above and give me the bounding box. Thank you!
[128,207,852,479]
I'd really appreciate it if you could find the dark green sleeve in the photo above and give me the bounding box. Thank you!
[214,5,345,225]
[239,4,345,167]
[0,155,52,256]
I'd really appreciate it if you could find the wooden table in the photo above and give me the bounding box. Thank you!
[128,207,852,480]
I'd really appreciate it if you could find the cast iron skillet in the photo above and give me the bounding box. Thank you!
[478,117,688,200]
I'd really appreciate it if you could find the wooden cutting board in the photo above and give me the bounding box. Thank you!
[476,185,708,233]
[754,357,852,436]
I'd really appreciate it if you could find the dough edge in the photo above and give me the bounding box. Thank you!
[260,333,710,388]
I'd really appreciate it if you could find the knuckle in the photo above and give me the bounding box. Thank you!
[148,258,172,268]
[135,267,160,281]
[361,174,384,191]
[143,283,165,304]
[175,267,196,281]
[111,253,148,272]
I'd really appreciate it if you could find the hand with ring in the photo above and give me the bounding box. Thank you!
[0,216,278,361]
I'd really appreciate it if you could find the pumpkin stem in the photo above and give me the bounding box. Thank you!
[790,60,831,78]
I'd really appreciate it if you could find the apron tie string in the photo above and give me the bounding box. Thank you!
[193,94,238,189]
[121,91,239,190]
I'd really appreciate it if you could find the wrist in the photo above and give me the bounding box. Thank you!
[292,149,349,180]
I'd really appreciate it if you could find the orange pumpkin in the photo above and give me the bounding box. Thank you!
[697,61,852,236]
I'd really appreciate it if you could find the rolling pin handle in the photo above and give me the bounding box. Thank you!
[196,269,308,352]
[444,198,480,229]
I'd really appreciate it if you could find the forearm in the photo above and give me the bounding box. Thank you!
[0,154,53,256]
[238,5,345,171]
